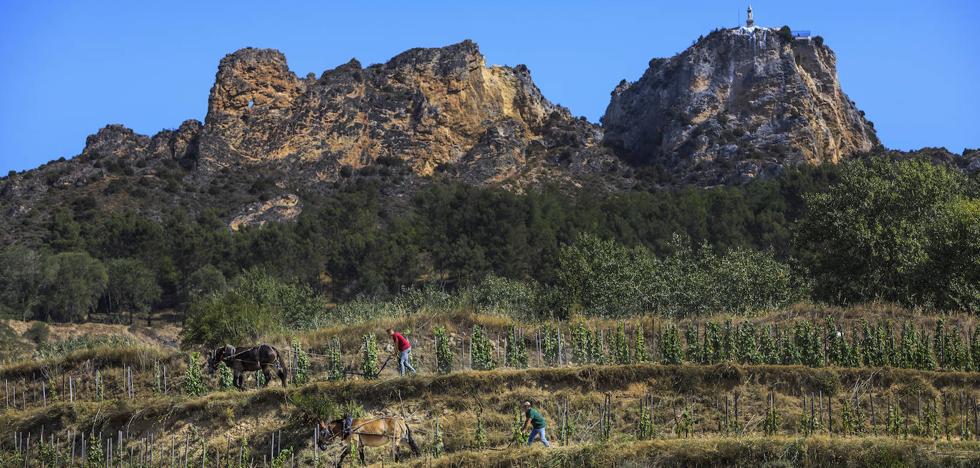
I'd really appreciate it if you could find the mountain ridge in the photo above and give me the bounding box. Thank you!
[2,33,976,241]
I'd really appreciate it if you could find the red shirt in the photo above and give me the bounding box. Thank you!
[392,332,411,351]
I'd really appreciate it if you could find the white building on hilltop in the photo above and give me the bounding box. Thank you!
[746,5,755,28]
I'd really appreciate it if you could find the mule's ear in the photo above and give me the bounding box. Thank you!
[318,420,326,429]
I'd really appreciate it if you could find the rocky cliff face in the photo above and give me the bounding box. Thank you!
[196,41,621,185]
[0,41,628,241]
[602,27,879,183]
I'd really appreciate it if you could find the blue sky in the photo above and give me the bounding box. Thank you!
[1,0,977,174]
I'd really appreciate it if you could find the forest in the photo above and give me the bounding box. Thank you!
[0,157,976,332]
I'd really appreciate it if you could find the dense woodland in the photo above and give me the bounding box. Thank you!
[0,158,977,337]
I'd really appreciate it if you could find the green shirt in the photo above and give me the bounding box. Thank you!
[526,408,546,429]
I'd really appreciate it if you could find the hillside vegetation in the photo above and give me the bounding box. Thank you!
[2,304,980,466]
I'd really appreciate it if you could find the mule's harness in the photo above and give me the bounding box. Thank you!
[219,345,280,367]
[329,417,402,440]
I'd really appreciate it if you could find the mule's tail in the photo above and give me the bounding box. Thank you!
[271,345,289,387]
[404,421,420,456]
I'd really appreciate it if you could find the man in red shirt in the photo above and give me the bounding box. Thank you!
[387,328,416,376]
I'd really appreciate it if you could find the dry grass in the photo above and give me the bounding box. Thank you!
[420,436,980,467]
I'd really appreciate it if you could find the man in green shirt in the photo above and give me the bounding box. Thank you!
[522,401,551,447]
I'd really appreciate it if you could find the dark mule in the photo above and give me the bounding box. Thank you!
[318,416,419,466]
[206,344,288,390]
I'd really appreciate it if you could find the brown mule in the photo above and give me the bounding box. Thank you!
[206,344,288,390]
[318,416,420,466]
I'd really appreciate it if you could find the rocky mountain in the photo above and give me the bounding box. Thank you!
[2,32,975,242]
[197,41,621,184]
[602,27,880,183]
[0,41,626,241]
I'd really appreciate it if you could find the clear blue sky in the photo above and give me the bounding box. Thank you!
[1,0,978,174]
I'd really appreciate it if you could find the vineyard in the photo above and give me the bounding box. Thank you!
[2,303,980,466]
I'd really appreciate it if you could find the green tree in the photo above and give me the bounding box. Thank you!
[179,265,226,307]
[924,198,980,312]
[106,258,162,324]
[557,233,655,317]
[0,245,44,319]
[37,252,107,322]
[797,158,966,305]
[181,290,280,347]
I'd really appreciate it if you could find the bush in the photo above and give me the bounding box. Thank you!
[434,327,454,374]
[184,352,208,396]
[233,269,325,329]
[558,233,800,317]
[37,251,107,322]
[0,245,43,320]
[179,265,226,306]
[106,258,162,321]
[797,158,971,308]
[181,269,325,346]
[288,393,338,426]
[182,290,280,347]
[557,233,656,317]
[470,275,541,318]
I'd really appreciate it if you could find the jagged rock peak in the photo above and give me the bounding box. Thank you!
[196,41,579,180]
[602,26,879,183]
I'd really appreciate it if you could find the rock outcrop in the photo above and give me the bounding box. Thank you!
[602,27,879,183]
[197,41,620,185]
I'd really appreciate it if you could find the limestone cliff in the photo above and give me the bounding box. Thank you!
[602,27,879,183]
[197,41,620,185]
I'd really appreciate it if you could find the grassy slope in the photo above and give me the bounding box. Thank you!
[2,305,980,466]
